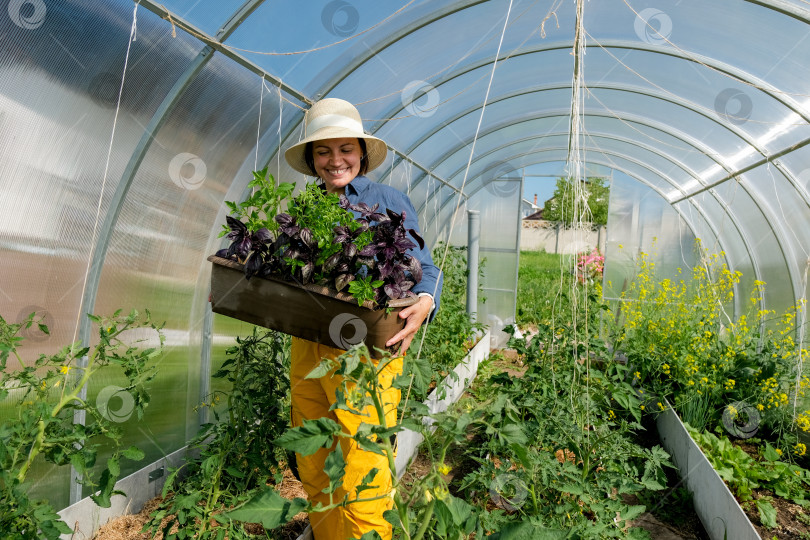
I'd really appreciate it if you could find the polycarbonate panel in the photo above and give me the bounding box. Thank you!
[589,1,810,114]
[675,198,757,316]
[150,0,237,36]
[708,181,796,312]
[83,50,276,492]
[0,0,203,507]
[604,174,697,300]
[779,145,810,200]
[325,1,573,125]
[741,164,810,276]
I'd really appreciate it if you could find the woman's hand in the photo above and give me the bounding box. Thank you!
[386,295,434,356]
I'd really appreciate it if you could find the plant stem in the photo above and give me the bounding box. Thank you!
[411,498,435,540]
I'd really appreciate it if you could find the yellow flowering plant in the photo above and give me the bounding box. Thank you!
[609,241,808,456]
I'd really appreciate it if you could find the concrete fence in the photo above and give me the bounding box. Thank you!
[520,220,606,254]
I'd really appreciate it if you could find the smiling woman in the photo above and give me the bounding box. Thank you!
[281,97,443,540]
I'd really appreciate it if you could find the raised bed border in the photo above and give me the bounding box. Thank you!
[655,398,761,540]
[295,330,491,540]
[57,446,188,540]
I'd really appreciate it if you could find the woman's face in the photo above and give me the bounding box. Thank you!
[312,137,362,193]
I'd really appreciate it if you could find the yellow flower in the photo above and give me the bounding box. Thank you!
[608,410,616,420]
[756,404,764,411]
[640,405,645,410]
[657,402,665,411]
[634,371,641,380]
[724,379,735,390]
[775,448,783,457]
[60,365,71,375]
[794,443,807,457]
[438,463,451,475]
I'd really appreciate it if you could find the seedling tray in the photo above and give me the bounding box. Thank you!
[208,255,418,357]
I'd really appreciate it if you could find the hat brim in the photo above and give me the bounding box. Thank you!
[284,127,388,176]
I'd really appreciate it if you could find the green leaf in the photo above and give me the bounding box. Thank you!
[621,505,646,523]
[355,467,380,495]
[323,447,346,494]
[762,443,781,462]
[486,521,568,539]
[383,508,402,529]
[274,417,341,456]
[756,499,777,528]
[122,446,145,461]
[222,487,307,529]
[107,456,121,478]
[356,531,383,540]
[499,423,527,445]
[306,359,336,380]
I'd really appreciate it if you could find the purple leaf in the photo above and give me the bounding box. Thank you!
[343,243,357,259]
[384,283,401,299]
[359,244,379,257]
[225,215,247,233]
[301,262,315,283]
[407,229,425,250]
[324,252,342,272]
[399,280,414,292]
[253,228,272,243]
[409,256,423,283]
[357,256,376,269]
[335,273,354,291]
[299,227,314,248]
[215,248,230,258]
[244,252,263,279]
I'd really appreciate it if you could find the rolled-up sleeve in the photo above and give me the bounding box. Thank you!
[347,176,443,321]
[398,195,443,320]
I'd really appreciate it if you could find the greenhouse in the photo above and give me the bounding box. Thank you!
[1,0,809,539]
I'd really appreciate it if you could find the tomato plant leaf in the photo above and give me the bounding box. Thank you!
[274,418,341,456]
[323,447,346,494]
[221,487,307,529]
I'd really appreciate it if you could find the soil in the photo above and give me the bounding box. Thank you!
[91,467,310,540]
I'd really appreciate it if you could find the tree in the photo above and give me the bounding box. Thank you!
[542,176,610,226]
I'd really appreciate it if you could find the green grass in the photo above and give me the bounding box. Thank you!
[516,250,576,327]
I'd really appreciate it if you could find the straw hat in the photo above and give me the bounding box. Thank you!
[284,98,387,176]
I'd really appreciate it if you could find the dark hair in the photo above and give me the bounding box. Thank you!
[304,138,369,177]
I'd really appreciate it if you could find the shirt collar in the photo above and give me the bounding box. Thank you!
[346,175,371,197]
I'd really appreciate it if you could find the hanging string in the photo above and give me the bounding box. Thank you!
[413,0,515,368]
[72,0,139,344]
[277,83,283,185]
[564,0,591,442]
[255,75,264,173]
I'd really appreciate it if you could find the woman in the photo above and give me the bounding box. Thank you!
[283,98,443,540]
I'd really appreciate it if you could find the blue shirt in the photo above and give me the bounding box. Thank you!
[344,175,443,318]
